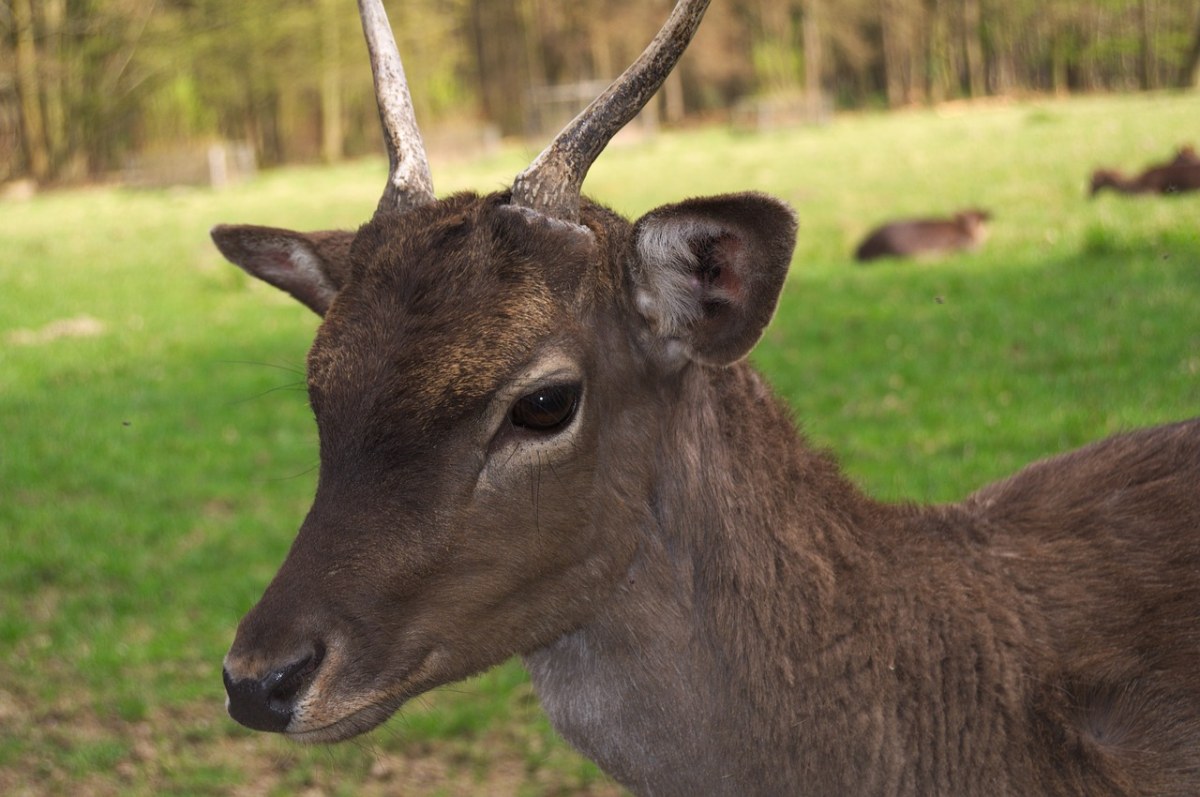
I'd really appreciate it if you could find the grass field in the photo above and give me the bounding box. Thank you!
[2,91,1199,796]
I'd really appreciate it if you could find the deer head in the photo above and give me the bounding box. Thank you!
[215,0,795,743]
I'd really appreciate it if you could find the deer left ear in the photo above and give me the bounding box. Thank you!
[631,192,797,367]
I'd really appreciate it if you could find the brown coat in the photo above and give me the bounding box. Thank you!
[215,191,1200,797]
[855,209,991,262]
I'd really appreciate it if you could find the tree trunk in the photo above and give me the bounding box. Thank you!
[470,0,529,137]
[521,0,546,91]
[318,0,344,163]
[925,0,949,102]
[663,69,685,125]
[42,0,67,173]
[1138,0,1154,90]
[1178,8,1200,88]
[13,0,49,180]
[908,3,927,104]
[801,0,824,118]
[879,0,905,107]
[1051,32,1068,95]
[961,0,985,97]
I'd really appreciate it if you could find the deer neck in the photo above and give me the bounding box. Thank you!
[524,360,891,795]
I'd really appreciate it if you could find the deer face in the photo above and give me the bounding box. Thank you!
[219,196,631,740]
[215,0,792,744]
[216,189,795,742]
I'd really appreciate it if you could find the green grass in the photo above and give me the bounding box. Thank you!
[2,91,1199,795]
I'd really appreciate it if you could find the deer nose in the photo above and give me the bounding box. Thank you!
[223,645,324,733]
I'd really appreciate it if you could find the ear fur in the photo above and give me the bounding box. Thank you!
[210,225,355,316]
[631,192,797,367]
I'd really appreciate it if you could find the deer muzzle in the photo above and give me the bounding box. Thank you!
[223,642,326,733]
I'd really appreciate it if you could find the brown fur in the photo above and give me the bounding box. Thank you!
[1169,144,1199,166]
[854,209,991,262]
[1090,149,1200,196]
[213,185,1200,796]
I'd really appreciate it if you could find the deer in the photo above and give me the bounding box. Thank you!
[853,209,991,263]
[1089,148,1200,196]
[213,1,1200,795]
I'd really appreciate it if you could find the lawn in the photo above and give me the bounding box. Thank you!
[1,91,1198,796]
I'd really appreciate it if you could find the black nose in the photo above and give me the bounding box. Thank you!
[223,646,324,733]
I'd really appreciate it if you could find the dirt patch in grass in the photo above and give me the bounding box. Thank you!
[6,315,106,346]
[0,688,627,797]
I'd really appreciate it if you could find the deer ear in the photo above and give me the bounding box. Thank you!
[631,192,797,366]
[210,224,356,316]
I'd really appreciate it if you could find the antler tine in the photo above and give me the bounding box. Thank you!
[511,0,711,223]
[358,0,435,215]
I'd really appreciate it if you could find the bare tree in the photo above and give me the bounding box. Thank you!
[1179,5,1200,87]
[319,0,345,163]
[469,0,532,136]
[12,0,48,180]
[800,0,825,115]
[961,0,985,96]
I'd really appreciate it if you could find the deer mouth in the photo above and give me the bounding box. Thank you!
[287,697,405,744]
[286,645,442,743]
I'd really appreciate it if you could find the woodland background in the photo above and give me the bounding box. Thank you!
[4,0,1200,185]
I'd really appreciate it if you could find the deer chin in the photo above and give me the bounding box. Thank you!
[286,645,443,743]
[287,698,403,744]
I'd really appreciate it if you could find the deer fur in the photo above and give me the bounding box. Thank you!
[1169,144,1199,166]
[854,209,991,262]
[1090,151,1200,196]
[215,188,1200,796]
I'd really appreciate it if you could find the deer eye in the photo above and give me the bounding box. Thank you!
[510,384,579,432]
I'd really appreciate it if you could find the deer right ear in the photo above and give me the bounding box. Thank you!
[631,192,797,367]
[210,224,356,316]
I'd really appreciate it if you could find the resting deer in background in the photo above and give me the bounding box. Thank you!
[1090,147,1200,196]
[213,1,1200,794]
[853,209,991,262]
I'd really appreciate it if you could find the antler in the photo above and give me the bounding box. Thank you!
[511,0,711,223]
[358,0,435,214]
